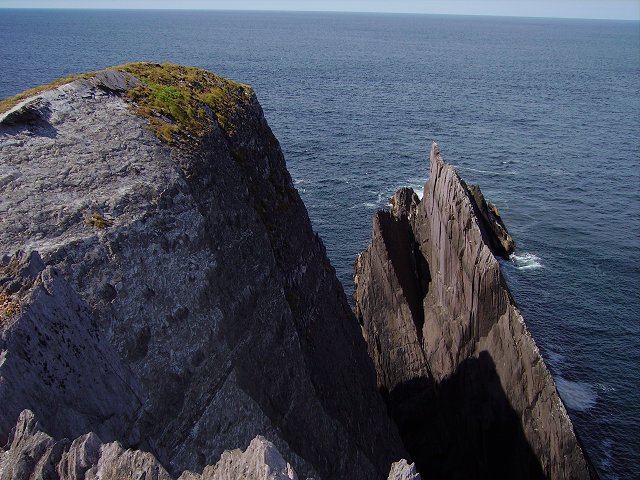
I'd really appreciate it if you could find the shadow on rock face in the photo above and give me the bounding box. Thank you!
[377,209,430,343]
[387,350,545,480]
[0,98,58,138]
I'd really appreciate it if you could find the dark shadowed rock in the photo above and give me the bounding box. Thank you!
[467,183,515,258]
[0,64,406,480]
[354,143,597,479]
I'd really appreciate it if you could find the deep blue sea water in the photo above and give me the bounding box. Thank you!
[0,9,638,479]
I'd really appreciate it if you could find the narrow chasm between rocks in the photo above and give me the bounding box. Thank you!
[377,210,430,341]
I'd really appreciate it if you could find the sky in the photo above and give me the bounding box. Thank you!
[0,0,638,20]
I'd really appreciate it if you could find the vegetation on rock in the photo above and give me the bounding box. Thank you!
[0,292,20,320]
[85,212,114,229]
[116,62,253,144]
[0,63,252,145]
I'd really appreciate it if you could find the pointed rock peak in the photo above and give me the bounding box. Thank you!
[428,141,463,186]
[390,187,420,219]
[427,142,515,259]
[430,141,441,161]
[388,459,422,480]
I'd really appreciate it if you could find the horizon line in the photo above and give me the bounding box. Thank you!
[1,7,638,22]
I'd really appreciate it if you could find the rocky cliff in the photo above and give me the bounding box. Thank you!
[0,64,408,480]
[354,143,597,479]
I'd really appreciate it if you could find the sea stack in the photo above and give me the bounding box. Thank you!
[353,143,597,479]
[0,64,407,480]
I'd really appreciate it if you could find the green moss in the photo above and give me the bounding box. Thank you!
[0,62,253,145]
[115,62,252,144]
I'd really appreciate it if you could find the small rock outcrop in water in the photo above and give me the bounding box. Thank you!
[354,143,597,479]
[0,64,407,479]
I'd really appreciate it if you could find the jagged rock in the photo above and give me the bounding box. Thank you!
[0,64,405,480]
[178,436,299,480]
[0,410,297,480]
[0,411,415,480]
[387,459,421,480]
[467,183,515,258]
[354,143,596,479]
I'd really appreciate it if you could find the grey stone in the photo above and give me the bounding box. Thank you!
[0,251,144,448]
[178,436,299,480]
[0,66,405,480]
[387,459,421,480]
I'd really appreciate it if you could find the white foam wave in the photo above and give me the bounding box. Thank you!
[555,376,598,412]
[510,252,542,271]
[363,202,377,209]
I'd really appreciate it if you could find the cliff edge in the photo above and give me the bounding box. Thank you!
[0,64,407,480]
[354,143,597,479]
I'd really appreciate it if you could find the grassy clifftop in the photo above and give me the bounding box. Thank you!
[0,62,253,144]
[118,63,253,143]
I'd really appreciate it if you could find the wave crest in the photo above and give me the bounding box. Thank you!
[510,252,542,271]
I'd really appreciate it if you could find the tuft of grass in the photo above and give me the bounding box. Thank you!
[0,292,20,320]
[1,62,253,146]
[114,62,253,144]
[86,212,114,229]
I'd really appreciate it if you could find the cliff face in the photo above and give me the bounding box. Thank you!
[0,64,406,480]
[354,143,596,479]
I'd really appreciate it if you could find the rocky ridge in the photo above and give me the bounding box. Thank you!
[354,143,597,479]
[0,64,407,480]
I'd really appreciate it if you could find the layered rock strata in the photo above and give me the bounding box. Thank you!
[0,64,406,480]
[354,143,597,479]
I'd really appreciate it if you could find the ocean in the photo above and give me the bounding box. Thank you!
[0,9,638,479]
